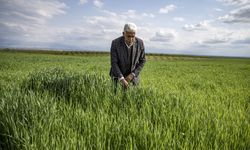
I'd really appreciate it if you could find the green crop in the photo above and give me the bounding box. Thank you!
[0,50,249,149]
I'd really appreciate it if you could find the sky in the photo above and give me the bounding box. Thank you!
[0,0,250,57]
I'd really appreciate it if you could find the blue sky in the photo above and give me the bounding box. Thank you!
[0,0,250,57]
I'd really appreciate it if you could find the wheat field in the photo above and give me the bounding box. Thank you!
[0,50,249,149]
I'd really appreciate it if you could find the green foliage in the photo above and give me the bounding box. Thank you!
[0,51,249,149]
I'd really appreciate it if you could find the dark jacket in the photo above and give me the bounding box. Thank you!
[109,36,146,84]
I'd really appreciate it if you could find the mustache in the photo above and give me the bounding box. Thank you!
[125,39,135,42]
[126,40,134,44]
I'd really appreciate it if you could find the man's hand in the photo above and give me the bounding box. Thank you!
[125,73,134,82]
[120,78,129,89]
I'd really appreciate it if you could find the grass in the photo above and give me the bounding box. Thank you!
[0,50,249,149]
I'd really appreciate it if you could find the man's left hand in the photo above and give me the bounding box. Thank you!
[125,73,134,82]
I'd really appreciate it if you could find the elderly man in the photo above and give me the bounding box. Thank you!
[109,23,146,91]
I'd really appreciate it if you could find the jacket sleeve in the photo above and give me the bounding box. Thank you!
[132,40,146,76]
[110,40,123,78]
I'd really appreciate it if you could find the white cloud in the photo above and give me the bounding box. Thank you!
[11,11,46,24]
[142,13,155,18]
[79,0,88,5]
[121,10,137,19]
[0,0,68,48]
[101,10,117,17]
[0,0,67,23]
[150,30,177,42]
[180,21,225,45]
[218,0,250,6]
[180,19,250,52]
[203,37,230,44]
[173,17,184,22]
[218,4,250,23]
[83,10,132,41]
[85,15,123,30]
[214,8,223,12]
[233,37,250,44]
[93,0,103,8]
[82,10,158,40]
[182,21,210,31]
[159,4,176,14]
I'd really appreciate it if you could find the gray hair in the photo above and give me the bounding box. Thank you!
[123,23,137,33]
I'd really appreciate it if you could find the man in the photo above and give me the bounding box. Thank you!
[110,23,146,91]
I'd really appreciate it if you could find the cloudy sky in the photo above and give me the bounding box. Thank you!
[0,0,250,57]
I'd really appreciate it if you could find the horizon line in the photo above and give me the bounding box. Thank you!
[1,47,250,59]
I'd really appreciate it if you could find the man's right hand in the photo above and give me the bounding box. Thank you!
[120,78,129,89]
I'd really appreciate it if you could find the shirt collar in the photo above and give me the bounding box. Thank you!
[125,42,133,49]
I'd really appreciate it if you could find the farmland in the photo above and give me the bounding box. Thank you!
[0,50,249,149]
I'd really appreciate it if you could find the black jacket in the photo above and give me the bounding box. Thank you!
[109,36,146,84]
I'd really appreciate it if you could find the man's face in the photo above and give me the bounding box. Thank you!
[123,31,135,46]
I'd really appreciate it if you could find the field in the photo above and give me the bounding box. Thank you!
[0,50,249,149]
